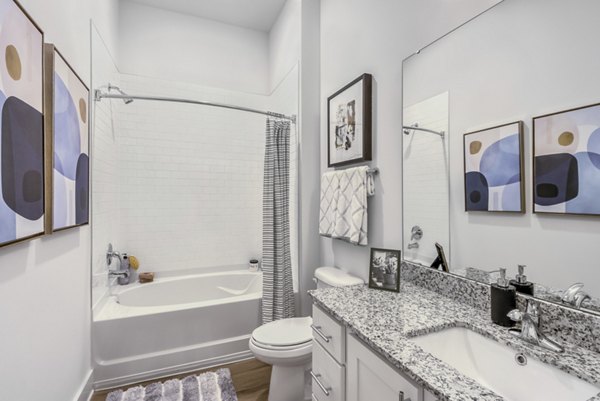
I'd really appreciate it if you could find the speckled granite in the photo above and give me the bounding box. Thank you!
[402,261,600,354]
[309,282,600,401]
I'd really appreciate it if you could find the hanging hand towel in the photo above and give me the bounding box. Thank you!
[333,166,369,245]
[319,166,370,245]
[319,171,339,237]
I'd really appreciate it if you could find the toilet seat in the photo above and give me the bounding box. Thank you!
[251,316,313,347]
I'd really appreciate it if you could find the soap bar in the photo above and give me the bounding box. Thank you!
[139,272,155,283]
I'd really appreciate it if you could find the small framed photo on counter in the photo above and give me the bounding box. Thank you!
[368,248,400,292]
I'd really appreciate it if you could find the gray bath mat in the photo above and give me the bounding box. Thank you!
[105,368,238,401]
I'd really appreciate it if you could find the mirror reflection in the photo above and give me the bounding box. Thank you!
[402,0,600,313]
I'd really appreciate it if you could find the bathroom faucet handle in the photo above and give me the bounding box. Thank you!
[507,309,523,322]
[562,283,586,304]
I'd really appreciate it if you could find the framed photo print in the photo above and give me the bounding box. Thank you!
[327,73,372,167]
[533,102,600,216]
[0,0,45,248]
[463,121,525,213]
[368,248,400,292]
[43,44,90,233]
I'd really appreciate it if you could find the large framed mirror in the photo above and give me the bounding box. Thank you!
[402,0,600,314]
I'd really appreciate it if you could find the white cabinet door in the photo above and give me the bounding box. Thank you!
[423,390,439,401]
[346,334,422,401]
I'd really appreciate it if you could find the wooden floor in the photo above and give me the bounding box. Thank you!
[90,359,271,401]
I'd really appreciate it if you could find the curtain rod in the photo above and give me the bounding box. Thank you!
[94,89,297,124]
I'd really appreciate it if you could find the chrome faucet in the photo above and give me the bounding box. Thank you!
[562,283,591,309]
[107,243,131,285]
[507,299,564,353]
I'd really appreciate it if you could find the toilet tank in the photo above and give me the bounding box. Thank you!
[314,266,364,289]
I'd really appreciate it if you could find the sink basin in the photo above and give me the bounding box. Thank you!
[411,327,600,401]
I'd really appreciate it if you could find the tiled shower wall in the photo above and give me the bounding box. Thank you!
[113,70,299,276]
[403,92,449,265]
[91,26,121,310]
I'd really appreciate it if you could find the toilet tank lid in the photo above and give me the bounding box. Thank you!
[314,267,364,287]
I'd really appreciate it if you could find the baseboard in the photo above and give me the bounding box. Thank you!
[94,350,254,390]
[75,369,94,401]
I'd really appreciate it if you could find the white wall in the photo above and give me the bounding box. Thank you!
[0,1,119,401]
[318,0,502,282]
[118,0,270,94]
[403,0,600,296]
[269,0,301,92]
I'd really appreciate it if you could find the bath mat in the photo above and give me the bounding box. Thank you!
[105,368,237,401]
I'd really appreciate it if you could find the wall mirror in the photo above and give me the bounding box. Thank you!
[402,0,600,314]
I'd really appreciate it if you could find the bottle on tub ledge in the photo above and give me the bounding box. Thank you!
[509,264,534,296]
[249,259,260,272]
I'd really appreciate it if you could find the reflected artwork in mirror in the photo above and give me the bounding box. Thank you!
[533,103,600,216]
[402,0,600,314]
[464,121,524,213]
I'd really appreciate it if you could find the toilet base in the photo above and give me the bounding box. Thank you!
[268,362,311,401]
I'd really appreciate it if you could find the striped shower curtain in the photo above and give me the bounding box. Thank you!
[261,118,294,323]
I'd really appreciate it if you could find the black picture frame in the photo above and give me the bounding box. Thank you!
[327,73,372,168]
[532,102,600,217]
[463,121,525,213]
[368,247,400,293]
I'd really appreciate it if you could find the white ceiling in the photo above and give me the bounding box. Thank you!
[127,0,288,32]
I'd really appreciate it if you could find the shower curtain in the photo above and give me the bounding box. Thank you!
[262,118,295,323]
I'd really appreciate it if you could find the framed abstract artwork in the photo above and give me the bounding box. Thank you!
[327,73,372,167]
[0,0,45,248]
[533,103,600,216]
[43,44,90,232]
[463,121,525,213]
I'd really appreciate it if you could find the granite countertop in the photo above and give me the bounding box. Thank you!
[309,282,600,401]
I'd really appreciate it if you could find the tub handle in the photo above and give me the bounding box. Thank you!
[311,325,331,343]
[310,371,331,396]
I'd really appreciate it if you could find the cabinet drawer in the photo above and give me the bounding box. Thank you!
[312,305,345,363]
[312,393,320,401]
[312,341,345,401]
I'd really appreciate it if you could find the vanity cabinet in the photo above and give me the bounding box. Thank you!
[312,304,439,401]
[346,334,422,401]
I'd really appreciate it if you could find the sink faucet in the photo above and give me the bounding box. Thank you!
[107,243,131,285]
[562,283,591,309]
[507,299,564,353]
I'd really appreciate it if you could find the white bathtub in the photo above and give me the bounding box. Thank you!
[93,270,262,388]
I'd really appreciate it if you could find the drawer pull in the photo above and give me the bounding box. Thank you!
[311,324,332,343]
[310,370,331,396]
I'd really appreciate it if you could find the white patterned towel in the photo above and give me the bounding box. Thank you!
[319,166,372,245]
[105,369,237,401]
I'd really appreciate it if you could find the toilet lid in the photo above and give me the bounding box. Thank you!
[252,317,313,347]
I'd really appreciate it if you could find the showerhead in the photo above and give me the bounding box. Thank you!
[107,84,134,104]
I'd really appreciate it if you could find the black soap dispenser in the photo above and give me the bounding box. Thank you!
[490,268,516,327]
[510,264,534,296]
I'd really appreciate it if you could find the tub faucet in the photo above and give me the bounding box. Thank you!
[107,243,131,285]
[562,283,591,309]
[507,299,564,353]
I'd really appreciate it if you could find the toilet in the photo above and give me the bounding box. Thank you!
[250,266,363,401]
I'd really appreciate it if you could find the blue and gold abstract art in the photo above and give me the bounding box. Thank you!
[534,103,600,216]
[464,121,524,212]
[52,49,89,231]
[0,0,44,247]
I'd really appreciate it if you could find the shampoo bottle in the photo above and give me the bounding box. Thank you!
[509,264,534,295]
[490,268,516,327]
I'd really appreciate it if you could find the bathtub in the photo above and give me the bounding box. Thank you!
[93,270,262,388]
